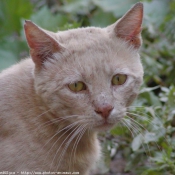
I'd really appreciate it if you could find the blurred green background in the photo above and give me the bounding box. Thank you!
[0,0,175,174]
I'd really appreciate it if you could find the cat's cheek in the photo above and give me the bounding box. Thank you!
[52,89,91,116]
[110,107,126,122]
[126,93,138,106]
[126,79,143,106]
[121,85,139,106]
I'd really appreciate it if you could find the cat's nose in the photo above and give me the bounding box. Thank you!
[95,105,113,119]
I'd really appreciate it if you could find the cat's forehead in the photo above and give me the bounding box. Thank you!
[54,27,140,73]
[52,27,143,80]
[57,27,106,41]
[56,27,109,51]
[56,26,137,60]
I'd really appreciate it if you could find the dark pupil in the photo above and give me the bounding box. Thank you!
[116,76,120,81]
[75,83,78,88]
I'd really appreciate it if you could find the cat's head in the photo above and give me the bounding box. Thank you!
[24,3,144,131]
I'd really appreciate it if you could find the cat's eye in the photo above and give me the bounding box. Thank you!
[68,81,86,92]
[112,74,127,85]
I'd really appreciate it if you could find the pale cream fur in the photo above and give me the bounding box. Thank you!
[0,3,144,175]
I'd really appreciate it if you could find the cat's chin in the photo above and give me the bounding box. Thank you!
[94,122,115,132]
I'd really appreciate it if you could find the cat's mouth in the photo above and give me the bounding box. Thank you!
[95,121,114,131]
[94,116,124,131]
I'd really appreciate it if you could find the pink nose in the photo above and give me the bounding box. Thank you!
[95,105,113,119]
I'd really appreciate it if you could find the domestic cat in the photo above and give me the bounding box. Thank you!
[0,2,143,175]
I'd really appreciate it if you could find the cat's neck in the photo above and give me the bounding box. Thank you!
[33,109,100,172]
[19,83,100,172]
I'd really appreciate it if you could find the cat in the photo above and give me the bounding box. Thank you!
[0,2,143,175]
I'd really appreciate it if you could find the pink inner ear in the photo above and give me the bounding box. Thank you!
[24,21,63,67]
[25,25,53,51]
[114,3,143,48]
[27,36,42,49]
[127,26,142,41]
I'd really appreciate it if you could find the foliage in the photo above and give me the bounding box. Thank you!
[0,0,175,174]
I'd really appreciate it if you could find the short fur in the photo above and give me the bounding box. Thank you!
[0,3,143,174]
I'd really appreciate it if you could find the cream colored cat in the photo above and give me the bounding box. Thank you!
[0,3,143,175]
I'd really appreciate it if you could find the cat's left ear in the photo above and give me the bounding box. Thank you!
[112,2,143,49]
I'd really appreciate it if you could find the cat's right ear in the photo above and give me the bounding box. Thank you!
[24,20,64,68]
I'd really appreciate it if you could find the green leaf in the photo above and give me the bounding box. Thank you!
[0,50,18,71]
[131,133,143,151]
[140,86,160,94]
[89,9,116,27]
[110,125,128,136]
[93,0,138,17]
[60,0,93,14]
[0,0,33,37]
[30,6,69,32]
[0,38,28,71]
[144,0,169,28]
[140,91,162,107]
[141,169,163,175]
[143,132,158,144]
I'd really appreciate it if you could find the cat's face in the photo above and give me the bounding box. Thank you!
[34,31,143,131]
[25,3,143,131]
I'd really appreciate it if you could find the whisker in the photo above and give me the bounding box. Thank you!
[48,125,79,170]
[127,110,154,120]
[40,121,82,162]
[46,120,87,169]
[35,109,52,120]
[123,105,170,168]
[24,120,80,169]
[35,114,81,131]
[127,106,146,109]
[121,118,135,138]
[122,118,151,156]
[20,115,83,165]
[126,112,148,130]
[70,124,87,171]
[126,112,167,147]
[54,124,84,171]
[125,116,152,156]
[125,113,164,156]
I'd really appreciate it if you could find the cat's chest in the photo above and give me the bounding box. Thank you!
[23,128,100,173]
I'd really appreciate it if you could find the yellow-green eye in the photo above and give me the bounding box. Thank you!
[112,74,127,85]
[68,81,86,92]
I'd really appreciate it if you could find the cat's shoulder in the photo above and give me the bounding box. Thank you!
[0,58,34,79]
[0,58,35,101]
